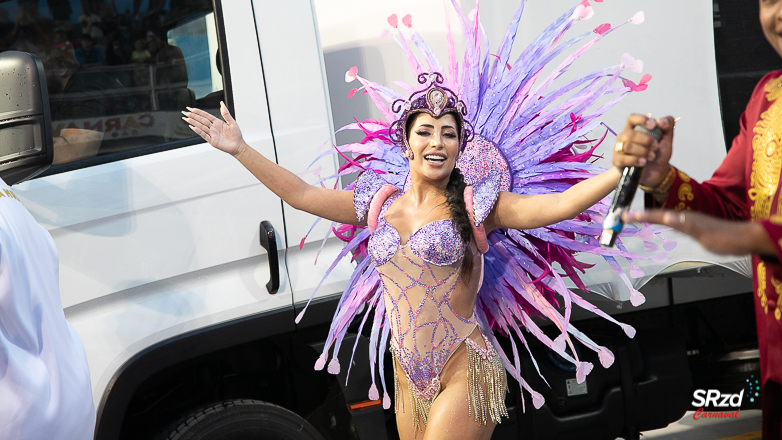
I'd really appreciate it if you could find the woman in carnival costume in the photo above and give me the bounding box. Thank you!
[183,1,663,438]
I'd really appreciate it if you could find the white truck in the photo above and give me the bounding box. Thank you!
[0,0,764,439]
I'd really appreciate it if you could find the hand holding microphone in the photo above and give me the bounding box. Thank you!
[601,115,674,247]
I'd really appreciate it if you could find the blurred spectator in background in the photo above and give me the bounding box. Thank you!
[107,39,128,66]
[51,26,74,55]
[79,0,104,44]
[155,37,187,85]
[146,32,162,59]
[131,38,150,87]
[48,45,127,121]
[74,34,105,66]
[106,38,131,87]
[131,38,150,64]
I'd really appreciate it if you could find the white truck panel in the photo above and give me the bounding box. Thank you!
[253,0,355,305]
[65,250,291,404]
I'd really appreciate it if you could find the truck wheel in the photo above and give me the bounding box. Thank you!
[159,399,324,440]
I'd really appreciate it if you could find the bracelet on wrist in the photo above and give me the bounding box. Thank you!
[638,165,676,203]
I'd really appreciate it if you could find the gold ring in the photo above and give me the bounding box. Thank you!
[679,213,685,223]
[614,141,624,153]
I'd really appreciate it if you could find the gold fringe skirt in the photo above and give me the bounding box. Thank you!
[391,337,508,432]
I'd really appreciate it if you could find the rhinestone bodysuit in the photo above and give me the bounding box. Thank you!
[368,192,496,424]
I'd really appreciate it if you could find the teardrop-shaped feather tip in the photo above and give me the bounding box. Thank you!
[314,353,327,371]
[368,383,380,401]
[327,358,341,375]
[598,347,615,368]
[576,362,594,384]
[295,307,307,324]
[532,392,545,409]
[621,323,637,338]
[345,66,358,83]
[630,289,646,307]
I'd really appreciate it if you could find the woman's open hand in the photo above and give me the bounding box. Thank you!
[183,101,245,156]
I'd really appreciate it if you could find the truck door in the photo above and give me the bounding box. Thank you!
[0,0,292,420]
[251,0,355,323]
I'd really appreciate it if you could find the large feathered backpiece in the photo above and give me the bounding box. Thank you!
[297,0,672,411]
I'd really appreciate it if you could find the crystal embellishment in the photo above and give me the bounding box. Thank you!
[427,87,447,116]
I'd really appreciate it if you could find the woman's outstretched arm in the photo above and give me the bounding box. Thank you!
[485,114,659,232]
[184,103,362,226]
[485,167,622,232]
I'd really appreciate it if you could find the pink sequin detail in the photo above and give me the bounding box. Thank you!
[457,135,511,191]
[465,334,495,360]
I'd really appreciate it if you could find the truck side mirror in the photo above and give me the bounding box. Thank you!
[0,51,53,186]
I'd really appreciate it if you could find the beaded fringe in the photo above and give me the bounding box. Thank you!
[465,339,509,425]
[391,342,508,433]
[391,348,442,433]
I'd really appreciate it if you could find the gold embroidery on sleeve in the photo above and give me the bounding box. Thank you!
[749,88,782,220]
[678,184,694,202]
[770,274,782,321]
[758,262,769,314]
[673,170,694,211]
[766,76,782,101]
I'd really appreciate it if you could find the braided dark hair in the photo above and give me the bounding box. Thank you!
[406,113,474,279]
[444,167,474,279]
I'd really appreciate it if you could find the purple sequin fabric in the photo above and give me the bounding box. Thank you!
[457,134,512,191]
[353,171,387,222]
[369,219,465,267]
[471,176,503,226]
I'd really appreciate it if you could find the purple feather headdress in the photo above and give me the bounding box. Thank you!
[389,72,475,153]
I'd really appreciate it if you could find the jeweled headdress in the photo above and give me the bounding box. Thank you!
[389,72,474,153]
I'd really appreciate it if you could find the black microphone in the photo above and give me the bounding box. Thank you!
[600,124,663,248]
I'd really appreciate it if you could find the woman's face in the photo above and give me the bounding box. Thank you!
[406,112,460,183]
[761,0,782,58]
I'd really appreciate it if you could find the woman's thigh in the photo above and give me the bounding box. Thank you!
[394,361,423,440]
[422,379,496,440]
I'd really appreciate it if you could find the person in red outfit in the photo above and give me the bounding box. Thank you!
[612,2,782,438]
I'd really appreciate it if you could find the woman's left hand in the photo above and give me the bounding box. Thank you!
[624,210,773,256]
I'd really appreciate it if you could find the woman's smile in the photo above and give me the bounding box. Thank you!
[406,113,461,181]
[423,151,448,167]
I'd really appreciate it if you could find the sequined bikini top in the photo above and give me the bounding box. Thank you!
[368,193,466,267]
[354,171,496,263]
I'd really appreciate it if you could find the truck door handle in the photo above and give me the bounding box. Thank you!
[259,220,280,294]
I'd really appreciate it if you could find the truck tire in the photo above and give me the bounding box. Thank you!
[159,399,325,440]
